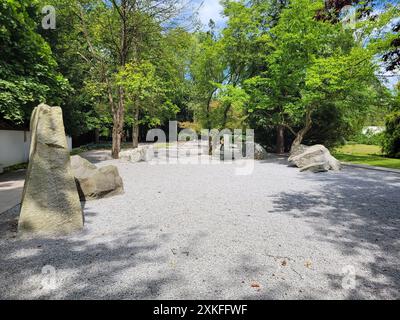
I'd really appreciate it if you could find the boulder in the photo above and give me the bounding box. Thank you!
[18,104,84,236]
[71,155,124,201]
[254,143,268,160]
[120,146,151,163]
[290,144,309,158]
[288,144,342,173]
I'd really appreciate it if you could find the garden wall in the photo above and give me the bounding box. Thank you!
[0,130,72,169]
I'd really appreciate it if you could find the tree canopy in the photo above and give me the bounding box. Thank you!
[1,0,398,155]
[0,0,69,124]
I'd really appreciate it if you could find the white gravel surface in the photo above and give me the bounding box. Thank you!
[0,153,399,300]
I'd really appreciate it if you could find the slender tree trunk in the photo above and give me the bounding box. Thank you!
[222,104,231,129]
[290,109,313,151]
[292,130,307,148]
[132,106,140,149]
[95,128,100,144]
[111,0,128,158]
[111,86,125,159]
[111,98,125,159]
[276,125,285,154]
[112,126,122,158]
[206,94,214,156]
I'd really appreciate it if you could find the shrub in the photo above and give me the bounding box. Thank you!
[382,111,400,158]
[350,131,384,146]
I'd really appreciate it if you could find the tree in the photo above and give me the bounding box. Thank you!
[116,61,179,148]
[382,88,400,158]
[220,0,291,153]
[0,0,69,124]
[73,0,185,158]
[189,23,226,153]
[244,0,386,150]
[34,0,99,137]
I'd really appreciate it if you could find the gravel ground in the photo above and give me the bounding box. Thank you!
[0,153,399,300]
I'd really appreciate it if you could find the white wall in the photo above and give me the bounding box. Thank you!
[0,130,72,168]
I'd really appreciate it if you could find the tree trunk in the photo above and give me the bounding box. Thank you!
[111,87,125,159]
[95,128,100,144]
[206,95,213,156]
[292,130,306,148]
[132,106,139,149]
[290,109,313,151]
[222,104,231,129]
[112,126,122,159]
[276,125,285,154]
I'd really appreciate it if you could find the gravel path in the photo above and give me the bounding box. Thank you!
[0,153,399,300]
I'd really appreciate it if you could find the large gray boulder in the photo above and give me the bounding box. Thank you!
[288,144,341,173]
[18,104,84,236]
[71,155,124,201]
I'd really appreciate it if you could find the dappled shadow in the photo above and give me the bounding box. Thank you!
[259,154,290,166]
[0,208,177,299]
[0,143,179,299]
[269,167,400,299]
[0,170,26,214]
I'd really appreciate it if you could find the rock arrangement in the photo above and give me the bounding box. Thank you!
[120,146,152,163]
[288,144,342,173]
[18,104,84,236]
[71,155,124,201]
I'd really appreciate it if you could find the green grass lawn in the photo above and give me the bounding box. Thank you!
[333,144,400,170]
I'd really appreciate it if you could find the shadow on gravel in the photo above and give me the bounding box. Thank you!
[269,168,400,299]
[0,209,174,299]
[259,155,289,166]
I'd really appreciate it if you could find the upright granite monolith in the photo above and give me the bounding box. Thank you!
[18,104,84,236]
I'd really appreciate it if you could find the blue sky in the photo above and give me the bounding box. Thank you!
[194,0,226,28]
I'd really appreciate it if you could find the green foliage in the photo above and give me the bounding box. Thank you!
[240,0,390,148]
[303,105,355,148]
[382,111,400,158]
[0,0,70,124]
[188,29,225,128]
[1,0,397,153]
[350,131,384,146]
[333,144,400,170]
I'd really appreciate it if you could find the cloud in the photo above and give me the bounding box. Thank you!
[197,0,227,28]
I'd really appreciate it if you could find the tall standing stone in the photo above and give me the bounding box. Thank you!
[18,104,84,236]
